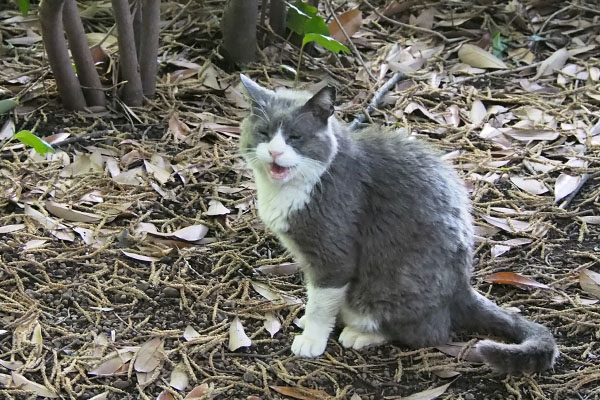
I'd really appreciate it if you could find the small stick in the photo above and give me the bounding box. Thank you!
[349,72,406,130]
[324,0,376,82]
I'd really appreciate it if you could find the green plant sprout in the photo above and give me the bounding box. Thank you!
[286,1,350,83]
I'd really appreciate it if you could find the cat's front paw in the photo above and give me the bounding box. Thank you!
[291,334,327,357]
[296,315,307,330]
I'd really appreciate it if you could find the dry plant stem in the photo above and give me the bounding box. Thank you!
[39,0,86,110]
[450,61,544,86]
[350,72,406,129]
[133,1,143,60]
[139,0,161,97]
[112,0,144,106]
[221,0,259,64]
[362,0,449,43]
[269,0,287,37]
[62,0,106,107]
[324,0,375,82]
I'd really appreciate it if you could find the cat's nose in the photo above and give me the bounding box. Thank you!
[269,150,283,159]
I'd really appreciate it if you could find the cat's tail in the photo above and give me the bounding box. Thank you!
[453,289,558,374]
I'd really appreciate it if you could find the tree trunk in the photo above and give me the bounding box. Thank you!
[39,0,87,110]
[221,0,259,64]
[62,0,105,107]
[133,1,142,60]
[111,0,143,106]
[269,0,286,36]
[139,0,160,97]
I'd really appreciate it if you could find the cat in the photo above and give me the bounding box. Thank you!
[238,74,558,374]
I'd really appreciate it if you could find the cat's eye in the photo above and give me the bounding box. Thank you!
[258,130,269,137]
[288,134,301,141]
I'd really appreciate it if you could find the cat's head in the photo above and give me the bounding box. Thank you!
[239,74,338,184]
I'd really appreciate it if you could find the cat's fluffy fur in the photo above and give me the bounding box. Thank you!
[239,74,558,374]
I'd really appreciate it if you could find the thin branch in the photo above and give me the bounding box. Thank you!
[39,0,87,110]
[62,0,106,107]
[324,0,375,82]
[362,0,450,43]
[349,72,406,130]
[448,60,545,86]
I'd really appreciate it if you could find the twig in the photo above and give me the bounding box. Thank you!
[448,61,545,86]
[362,0,450,43]
[537,5,572,35]
[349,72,406,130]
[558,172,600,209]
[52,130,114,147]
[324,0,376,82]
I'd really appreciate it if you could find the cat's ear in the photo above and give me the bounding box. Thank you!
[304,86,336,122]
[240,74,273,108]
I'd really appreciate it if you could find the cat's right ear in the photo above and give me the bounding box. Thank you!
[240,74,273,109]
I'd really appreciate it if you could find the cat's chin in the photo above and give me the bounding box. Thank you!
[268,163,292,182]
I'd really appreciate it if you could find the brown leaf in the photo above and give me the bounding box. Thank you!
[134,337,164,373]
[157,390,175,400]
[579,269,600,299]
[88,355,125,376]
[184,383,212,399]
[484,272,550,290]
[328,9,362,43]
[402,382,452,400]
[270,385,332,400]
[435,342,484,363]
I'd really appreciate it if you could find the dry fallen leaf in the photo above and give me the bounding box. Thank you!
[256,262,300,276]
[510,176,548,195]
[483,215,531,233]
[170,362,189,391]
[122,251,160,263]
[328,8,362,43]
[88,355,126,376]
[157,390,175,400]
[0,373,11,387]
[270,385,332,400]
[11,372,58,398]
[183,325,201,341]
[0,224,25,233]
[470,100,487,125]
[45,201,102,223]
[89,392,109,400]
[134,338,164,373]
[536,48,569,77]
[228,317,252,351]
[184,383,212,399]
[579,269,600,299]
[401,382,452,400]
[484,272,550,290]
[264,312,281,338]
[435,342,484,363]
[206,200,230,216]
[0,359,24,370]
[555,174,581,203]
[458,44,507,69]
[579,216,600,225]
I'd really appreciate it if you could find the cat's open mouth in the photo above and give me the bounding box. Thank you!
[269,163,290,180]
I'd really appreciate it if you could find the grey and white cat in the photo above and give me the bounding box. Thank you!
[239,74,558,374]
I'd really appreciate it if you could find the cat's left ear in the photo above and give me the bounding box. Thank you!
[304,86,336,122]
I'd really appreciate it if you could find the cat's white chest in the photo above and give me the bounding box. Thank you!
[255,174,313,232]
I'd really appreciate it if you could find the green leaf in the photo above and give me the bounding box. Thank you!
[305,15,329,36]
[16,0,29,16]
[303,33,350,54]
[287,3,311,35]
[492,32,507,58]
[0,99,18,114]
[292,1,317,17]
[13,130,55,156]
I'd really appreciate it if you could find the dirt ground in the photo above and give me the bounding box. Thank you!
[1,1,600,399]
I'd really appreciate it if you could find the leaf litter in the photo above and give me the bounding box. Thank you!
[1,1,600,399]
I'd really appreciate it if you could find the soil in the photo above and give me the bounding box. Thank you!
[1,1,600,400]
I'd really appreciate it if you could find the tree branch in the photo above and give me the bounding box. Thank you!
[39,0,87,110]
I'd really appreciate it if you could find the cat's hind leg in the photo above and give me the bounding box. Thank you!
[339,306,387,350]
